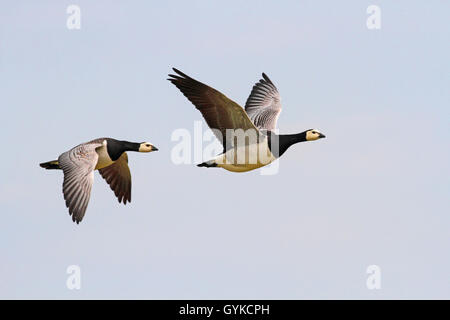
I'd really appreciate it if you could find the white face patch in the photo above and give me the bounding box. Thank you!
[306,129,324,141]
[139,142,155,152]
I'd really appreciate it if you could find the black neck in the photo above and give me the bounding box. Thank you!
[268,132,307,158]
[106,139,140,161]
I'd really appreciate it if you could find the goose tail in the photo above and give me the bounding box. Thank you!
[40,160,61,170]
[197,160,217,168]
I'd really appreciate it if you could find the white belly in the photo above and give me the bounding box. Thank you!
[95,145,114,170]
[214,141,276,173]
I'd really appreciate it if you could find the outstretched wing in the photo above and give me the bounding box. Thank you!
[245,73,282,130]
[168,68,260,150]
[99,152,132,204]
[58,141,103,224]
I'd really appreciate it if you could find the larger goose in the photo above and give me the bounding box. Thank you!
[40,138,158,224]
[168,68,325,172]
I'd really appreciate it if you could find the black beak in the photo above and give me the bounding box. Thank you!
[319,133,326,139]
[152,146,159,151]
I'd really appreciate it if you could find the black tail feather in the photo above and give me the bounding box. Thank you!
[197,161,217,168]
[40,160,60,170]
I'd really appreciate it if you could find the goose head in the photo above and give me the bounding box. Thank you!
[305,129,326,141]
[138,142,159,152]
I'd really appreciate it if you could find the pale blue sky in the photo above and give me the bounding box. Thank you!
[0,1,449,299]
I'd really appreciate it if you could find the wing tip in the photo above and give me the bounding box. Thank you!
[170,67,189,79]
[261,72,273,84]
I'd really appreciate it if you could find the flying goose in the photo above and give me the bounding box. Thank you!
[40,138,158,224]
[168,68,325,172]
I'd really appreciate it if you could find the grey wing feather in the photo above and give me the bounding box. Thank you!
[99,152,132,204]
[245,73,282,130]
[168,68,261,151]
[58,141,103,224]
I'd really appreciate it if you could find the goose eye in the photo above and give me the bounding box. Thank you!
[146,144,151,147]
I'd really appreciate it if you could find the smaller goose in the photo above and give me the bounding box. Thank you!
[40,138,158,224]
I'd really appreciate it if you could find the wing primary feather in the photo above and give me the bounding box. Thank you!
[168,68,260,149]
